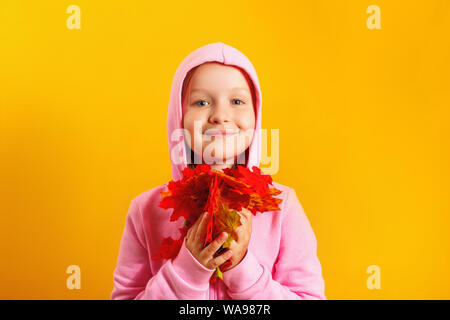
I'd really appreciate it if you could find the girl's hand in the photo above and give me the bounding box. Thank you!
[222,208,253,271]
[185,211,233,270]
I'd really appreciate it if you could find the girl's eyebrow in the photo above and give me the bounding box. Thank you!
[231,87,251,95]
[189,88,207,94]
[190,87,250,94]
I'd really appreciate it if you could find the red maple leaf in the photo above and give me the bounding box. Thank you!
[151,237,183,260]
[153,164,283,282]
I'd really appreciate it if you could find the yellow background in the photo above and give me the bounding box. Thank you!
[1,0,449,299]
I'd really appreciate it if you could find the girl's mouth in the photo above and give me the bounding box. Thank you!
[203,128,240,137]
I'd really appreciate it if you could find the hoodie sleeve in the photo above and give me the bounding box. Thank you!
[111,199,215,300]
[221,187,326,300]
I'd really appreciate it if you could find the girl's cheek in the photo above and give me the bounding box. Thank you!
[183,118,197,148]
[237,109,256,129]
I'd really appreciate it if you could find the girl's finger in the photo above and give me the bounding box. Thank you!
[194,211,209,246]
[202,231,228,258]
[190,211,205,235]
[186,226,192,239]
[207,249,233,270]
[241,208,252,221]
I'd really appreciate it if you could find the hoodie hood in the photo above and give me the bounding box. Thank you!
[166,42,262,181]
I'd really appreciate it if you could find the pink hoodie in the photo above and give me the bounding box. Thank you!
[110,42,326,300]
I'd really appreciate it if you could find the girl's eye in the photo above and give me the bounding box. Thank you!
[194,100,209,107]
[232,99,245,105]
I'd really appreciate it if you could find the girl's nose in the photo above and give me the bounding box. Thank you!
[209,101,231,124]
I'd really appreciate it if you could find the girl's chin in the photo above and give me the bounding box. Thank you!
[195,154,238,162]
[188,139,248,160]
[203,160,236,167]
[195,151,247,164]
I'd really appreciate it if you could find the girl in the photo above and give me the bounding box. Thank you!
[111,42,326,300]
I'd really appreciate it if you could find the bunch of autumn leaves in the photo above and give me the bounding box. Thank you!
[152,164,283,283]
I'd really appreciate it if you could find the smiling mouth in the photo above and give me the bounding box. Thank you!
[203,129,240,136]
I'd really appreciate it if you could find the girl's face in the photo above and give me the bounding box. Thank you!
[182,62,255,166]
